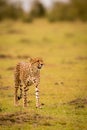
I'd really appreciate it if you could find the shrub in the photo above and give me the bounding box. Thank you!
[0,0,7,20]
[30,1,45,18]
[0,0,24,21]
[47,0,87,22]
[47,2,78,22]
[72,0,87,21]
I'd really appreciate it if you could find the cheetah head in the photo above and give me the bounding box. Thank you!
[30,57,44,69]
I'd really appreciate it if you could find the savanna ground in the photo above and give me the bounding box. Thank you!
[0,19,87,130]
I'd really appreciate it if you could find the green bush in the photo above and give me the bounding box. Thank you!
[30,1,45,18]
[64,4,78,21]
[47,0,87,22]
[72,0,87,21]
[47,2,78,22]
[0,0,7,20]
[0,0,24,21]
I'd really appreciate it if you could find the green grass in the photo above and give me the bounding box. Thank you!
[0,19,87,130]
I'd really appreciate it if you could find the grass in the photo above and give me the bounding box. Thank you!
[0,19,87,130]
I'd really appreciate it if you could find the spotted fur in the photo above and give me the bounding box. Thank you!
[14,57,44,108]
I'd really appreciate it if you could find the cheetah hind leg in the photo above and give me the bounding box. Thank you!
[14,86,19,106]
[18,84,23,100]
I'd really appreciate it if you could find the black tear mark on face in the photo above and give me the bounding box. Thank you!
[37,62,43,69]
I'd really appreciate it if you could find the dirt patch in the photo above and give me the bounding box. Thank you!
[76,56,87,61]
[0,54,30,59]
[54,82,59,85]
[0,112,54,126]
[58,122,66,125]
[65,98,87,109]
[54,81,64,86]
[65,32,74,38]
[7,67,14,71]
[0,86,10,90]
[7,29,22,34]
[0,75,2,79]
[20,38,31,44]
[0,54,13,59]
[17,55,30,59]
[68,98,87,105]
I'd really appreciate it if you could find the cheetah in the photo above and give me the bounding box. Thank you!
[14,57,44,108]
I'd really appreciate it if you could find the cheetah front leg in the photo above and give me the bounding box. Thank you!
[35,86,41,108]
[23,86,28,107]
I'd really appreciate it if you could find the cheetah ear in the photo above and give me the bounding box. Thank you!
[30,58,39,64]
[30,58,38,64]
[34,57,42,62]
[28,57,34,63]
[34,57,40,62]
[29,57,43,64]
